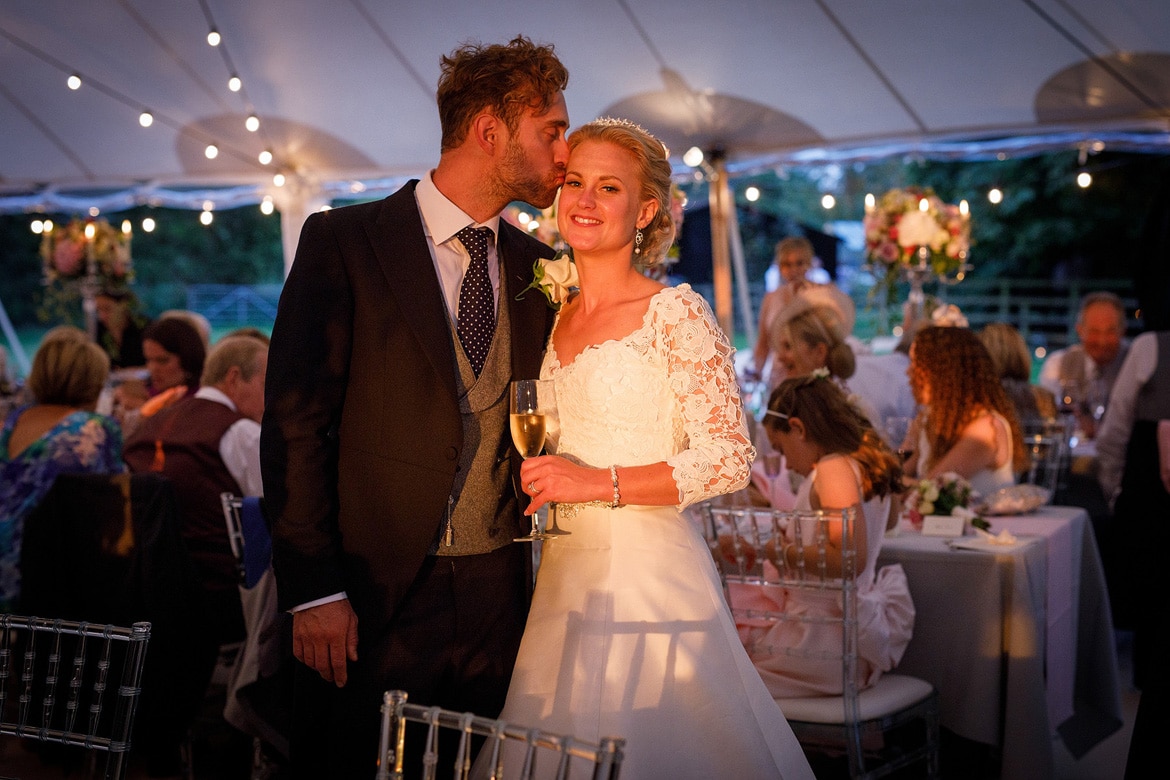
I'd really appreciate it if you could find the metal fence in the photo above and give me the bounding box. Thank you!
[186,279,1138,353]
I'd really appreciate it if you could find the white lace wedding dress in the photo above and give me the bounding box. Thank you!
[491,285,813,779]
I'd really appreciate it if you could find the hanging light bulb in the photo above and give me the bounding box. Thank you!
[31,220,44,234]
[139,111,154,128]
[245,115,260,132]
[744,186,760,202]
[67,74,82,90]
[273,173,286,187]
[683,147,704,167]
[260,196,275,215]
[228,75,242,92]
[142,217,156,233]
[988,187,1004,205]
[258,150,273,165]
[200,210,214,226]
[207,29,221,46]
[1076,171,1092,189]
[205,144,219,159]
[821,194,836,210]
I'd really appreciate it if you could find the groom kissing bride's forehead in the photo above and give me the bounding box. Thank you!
[260,35,568,777]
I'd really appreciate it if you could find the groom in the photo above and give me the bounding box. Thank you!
[259,36,568,777]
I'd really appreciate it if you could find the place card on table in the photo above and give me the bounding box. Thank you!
[920,514,966,537]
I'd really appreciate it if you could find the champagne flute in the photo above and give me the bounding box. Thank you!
[762,450,782,503]
[510,380,565,542]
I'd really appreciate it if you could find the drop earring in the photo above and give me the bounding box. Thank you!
[634,228,644,256]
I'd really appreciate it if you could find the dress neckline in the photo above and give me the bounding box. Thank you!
[546,284,689,372]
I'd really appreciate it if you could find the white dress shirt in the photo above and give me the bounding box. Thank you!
[1095,332,1160,503]
[414,172,502,323]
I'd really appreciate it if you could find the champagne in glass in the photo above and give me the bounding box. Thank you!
[510,411,547,459]
[510,380,564,542]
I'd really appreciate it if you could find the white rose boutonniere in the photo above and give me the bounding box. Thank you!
[517,250,578,310]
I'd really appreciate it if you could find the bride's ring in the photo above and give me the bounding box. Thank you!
[528,481,539,494]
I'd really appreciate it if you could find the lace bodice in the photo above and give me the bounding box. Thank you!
[543,284,755,508]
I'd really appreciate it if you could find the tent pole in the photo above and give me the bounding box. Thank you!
[708,153,734,340]
[727,197,754,350]
[275,177,330,278]
[0,294,31,377]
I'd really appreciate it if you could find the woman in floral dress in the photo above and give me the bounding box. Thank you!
[0,327,124,611]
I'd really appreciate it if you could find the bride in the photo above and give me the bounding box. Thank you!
[493,118,813,779]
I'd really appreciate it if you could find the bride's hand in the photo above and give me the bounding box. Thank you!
[519,455,610,515]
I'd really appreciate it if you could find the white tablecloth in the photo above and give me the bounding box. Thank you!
[878,505,1122,779]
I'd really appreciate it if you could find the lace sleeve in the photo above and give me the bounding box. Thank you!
[658,287,756,508]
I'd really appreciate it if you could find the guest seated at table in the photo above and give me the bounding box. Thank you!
[95,286,151,370]
[749,236,855,391]
[979,321,1058,428]
[776,299,881,429]
[731,373,914,697]
[0,326,124,612]
[904,325,1025,497]
[123,333,268,777]
[113,316,206,435]
[1039,291,1130,438]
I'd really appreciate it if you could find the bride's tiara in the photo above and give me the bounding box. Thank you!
[590,116,669,157]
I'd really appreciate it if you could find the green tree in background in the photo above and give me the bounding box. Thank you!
[0,205,283,329]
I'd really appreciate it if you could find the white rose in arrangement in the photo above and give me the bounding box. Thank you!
[896,209,941,249]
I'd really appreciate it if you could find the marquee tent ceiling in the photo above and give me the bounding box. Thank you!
[2,0,1169,217]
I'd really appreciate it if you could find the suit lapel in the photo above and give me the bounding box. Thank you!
[364,183,459,398]
[500,223,556,378]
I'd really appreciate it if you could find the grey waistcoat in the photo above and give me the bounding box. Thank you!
[431,264,520,555]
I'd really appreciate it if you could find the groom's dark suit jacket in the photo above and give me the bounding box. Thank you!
[260,180,556,634]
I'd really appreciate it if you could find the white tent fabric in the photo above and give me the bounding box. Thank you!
[3,0,1168,204]
[3,0,1169,329]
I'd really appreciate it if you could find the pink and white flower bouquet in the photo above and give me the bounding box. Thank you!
[864,187,970,292]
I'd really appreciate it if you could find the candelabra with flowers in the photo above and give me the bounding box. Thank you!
[863,187,971,330]
[39,217,133,340]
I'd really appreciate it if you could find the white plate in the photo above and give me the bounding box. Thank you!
[975,484,1050,516]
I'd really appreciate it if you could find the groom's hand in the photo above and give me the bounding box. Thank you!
[293,599,359,687]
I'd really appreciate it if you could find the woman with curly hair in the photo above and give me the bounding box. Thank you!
[904,325,1025,496]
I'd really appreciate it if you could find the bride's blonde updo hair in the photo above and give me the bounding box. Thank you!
[566,117,676,265]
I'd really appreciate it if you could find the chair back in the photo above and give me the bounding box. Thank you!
[220,493,271,589]
[375,690,625,780]
[0,614,151,780]
[700,504,939,779]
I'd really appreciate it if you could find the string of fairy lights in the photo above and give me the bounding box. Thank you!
[12,7,1114,244]
[9,2,293,239]
[682,143,1104,215]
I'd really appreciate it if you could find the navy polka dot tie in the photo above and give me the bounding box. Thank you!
[455,226,495,376]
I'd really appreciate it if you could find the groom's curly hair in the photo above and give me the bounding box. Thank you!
[437,36,569,152]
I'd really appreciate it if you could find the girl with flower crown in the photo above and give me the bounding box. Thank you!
[734,373,914,697]
[486,118,813,779]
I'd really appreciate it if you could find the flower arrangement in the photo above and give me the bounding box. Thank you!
[906,471,989,531]
[863,187,970,292]
[40,217,132,286]
[516,250,579,310]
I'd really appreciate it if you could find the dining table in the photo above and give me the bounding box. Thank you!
[877,504,1123,780]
